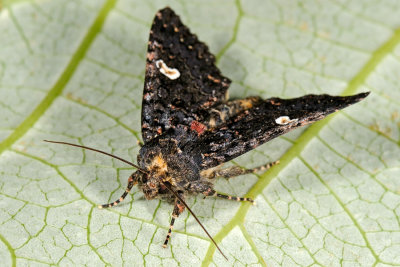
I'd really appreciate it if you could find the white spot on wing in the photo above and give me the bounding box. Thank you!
[155,59,180,80]
[275,116,298,125]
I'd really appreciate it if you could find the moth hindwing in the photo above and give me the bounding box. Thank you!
[46,7,369,260]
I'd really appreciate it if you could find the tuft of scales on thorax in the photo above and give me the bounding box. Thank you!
[137,141,201,201]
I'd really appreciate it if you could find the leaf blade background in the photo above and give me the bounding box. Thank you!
[0,0,399,266]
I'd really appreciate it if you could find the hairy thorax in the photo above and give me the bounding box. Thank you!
[137,139,201,200]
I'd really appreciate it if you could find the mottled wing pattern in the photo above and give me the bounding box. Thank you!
[142,7,231,143]
[185,93,369,169]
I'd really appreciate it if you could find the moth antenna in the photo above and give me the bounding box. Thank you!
[162,181,228,261]
[43,140,148,174]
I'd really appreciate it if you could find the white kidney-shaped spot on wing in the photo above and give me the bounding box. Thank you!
[275,116,298,125]
[156,59,180,80]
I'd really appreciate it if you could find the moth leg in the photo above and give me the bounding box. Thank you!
[137,139,144,147]
[204,160,279,179]
[191,181,254,204]
[163,198,185,248]
[201,186,254,204]
[213,192,254,204]
[98,174,137,209]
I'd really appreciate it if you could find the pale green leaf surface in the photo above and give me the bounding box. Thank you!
[0,0,399,266]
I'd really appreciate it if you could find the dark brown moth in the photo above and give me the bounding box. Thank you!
[46,7,369,259]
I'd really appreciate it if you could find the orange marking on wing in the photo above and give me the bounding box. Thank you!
[190,120,207,135]
[207,74,221,83]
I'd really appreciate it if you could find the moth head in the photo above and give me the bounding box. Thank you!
[141,175,161,200]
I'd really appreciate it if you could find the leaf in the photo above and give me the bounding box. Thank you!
[0,0,399,266]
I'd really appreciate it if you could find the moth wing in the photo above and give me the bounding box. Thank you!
[185,92,369,169]
[142,7,231,143]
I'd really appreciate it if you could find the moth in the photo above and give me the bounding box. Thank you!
[46,7,369,259]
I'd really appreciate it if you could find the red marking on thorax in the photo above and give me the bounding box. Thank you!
[190,120,207,135]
